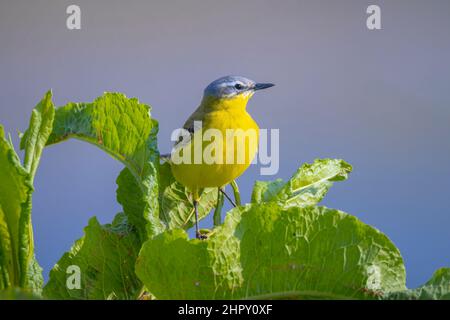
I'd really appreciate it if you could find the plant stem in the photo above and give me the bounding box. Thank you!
[213,188,224,226]
[230,180,241,206]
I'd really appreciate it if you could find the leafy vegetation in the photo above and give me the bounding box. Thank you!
[0,91,54,294]
[136,204,406,299]
[0,91,448,299]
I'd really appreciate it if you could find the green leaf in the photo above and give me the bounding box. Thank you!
[136,203,405,299]
[25,256,44,293]
[20,90,55,183]
[0,127,26,288]
[0,287,42,300]
[251,159,352,207]
[43,213,142,300]
[0,126,43,291]
[18,91,55,291]
[41,93,166,299]
[6,90,55,291]
[45,93,163,238]
[46,93,156,177]
[116,168,150,241]
[251,179,285,203]
[158,162,217,230]
[383,268,450,300]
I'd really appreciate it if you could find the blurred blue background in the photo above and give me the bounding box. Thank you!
[0,0,449,288]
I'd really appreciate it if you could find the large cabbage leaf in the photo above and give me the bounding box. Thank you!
[43,93,161,299]
[44,92,163,238]
[136,203,406,299]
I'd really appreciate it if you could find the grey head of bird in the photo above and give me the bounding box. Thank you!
[203,75,274,99]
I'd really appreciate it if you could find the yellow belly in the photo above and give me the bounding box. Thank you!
[171,110,259,191]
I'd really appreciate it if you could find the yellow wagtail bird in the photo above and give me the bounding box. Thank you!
[169,75,274,239]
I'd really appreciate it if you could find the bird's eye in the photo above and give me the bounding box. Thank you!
[234,83,244,90]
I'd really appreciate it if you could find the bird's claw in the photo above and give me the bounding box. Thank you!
[196,231,208,240]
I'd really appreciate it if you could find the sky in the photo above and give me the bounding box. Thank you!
[0,0,449,288]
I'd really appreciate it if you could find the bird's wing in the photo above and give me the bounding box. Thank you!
[173,104,206,148]
[161,105,206,162]
[182,104,206,132]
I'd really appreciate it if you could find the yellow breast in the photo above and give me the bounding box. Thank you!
[171,95,259,191]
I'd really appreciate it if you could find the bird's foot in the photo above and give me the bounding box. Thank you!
[196,231,208,240]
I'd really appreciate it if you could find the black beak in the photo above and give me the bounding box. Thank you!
[254,83,275,91]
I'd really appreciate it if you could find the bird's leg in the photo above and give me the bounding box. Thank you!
[194,200,207,239]
[220,188,237,207]
[194,200,200,238]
